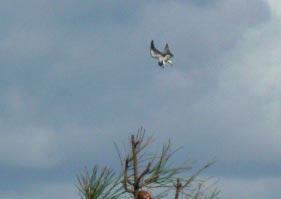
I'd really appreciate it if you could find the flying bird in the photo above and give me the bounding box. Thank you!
[150,40,174,68]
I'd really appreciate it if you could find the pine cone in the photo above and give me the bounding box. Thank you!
[137,190,152,199]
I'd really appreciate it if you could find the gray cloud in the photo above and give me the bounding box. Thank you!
[0,124,59,168]
[0,181,76,199]
[219,176,281,199]
[139,12,281,176]
[0,0,279,198]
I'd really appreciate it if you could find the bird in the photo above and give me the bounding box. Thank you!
[150,40,174,68]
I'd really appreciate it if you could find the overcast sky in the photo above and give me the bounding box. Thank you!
[0,0,280,198]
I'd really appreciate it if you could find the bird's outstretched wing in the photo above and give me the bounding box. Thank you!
[163,43,174,57]
[150,40,163,59]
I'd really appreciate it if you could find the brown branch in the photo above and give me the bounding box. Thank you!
[137,162,151,187]
[174,179,182,199]
[131,135,139,191]
[123,158,134,194]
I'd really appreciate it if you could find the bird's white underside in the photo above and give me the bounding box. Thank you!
[150,41,173,66]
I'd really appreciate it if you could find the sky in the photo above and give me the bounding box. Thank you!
[0,0,280,198]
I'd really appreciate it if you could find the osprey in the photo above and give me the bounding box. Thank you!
[150,40,174,68]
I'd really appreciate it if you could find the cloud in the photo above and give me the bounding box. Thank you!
[268,0,281,16]
[0,125,59,168]
[0,181,76,199]
[219,176,281,199]
[141,11,281,175]
[0,121,122,169]
[134,0,270,67]
[0,0,279,198]
[0,0,276,171]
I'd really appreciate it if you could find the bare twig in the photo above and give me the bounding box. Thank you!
[174,179,182,199]
[123,159,134,194]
